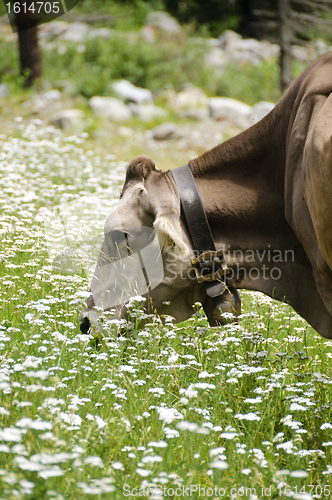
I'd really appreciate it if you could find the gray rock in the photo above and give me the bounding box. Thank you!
[218,30,279,66]
[207,38,221,47]
[89,96,132,121]
[249,101,275,125]
[39,21,70,41]
[24,95,52,114]
[49,109,84,130]
[291,45,311,63]
[146,11,182,35]
[53,80,75,94]
[205,46,227,70]
[42,89,62,102]
[152,122,180,140]
[0,83,9,98]
[28,89,62,114]
[118,126,135,138]
[313,38,328,57]
[179,107,210,120]
[209,97,252,122]
[219,30,242,52]
[129,104,168,122]
[169,86,209,109]
[88,28,113,40]
[140,25,156,43]
[59,22,89,42]
[112,80,153,104]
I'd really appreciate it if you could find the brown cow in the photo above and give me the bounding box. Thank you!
[81,53,332,339]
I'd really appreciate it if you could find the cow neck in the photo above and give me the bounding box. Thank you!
[189,107,284,184]
[188,109,285,225]
[184,108,291,281]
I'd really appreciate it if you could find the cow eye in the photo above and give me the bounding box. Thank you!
[108,230,127,247]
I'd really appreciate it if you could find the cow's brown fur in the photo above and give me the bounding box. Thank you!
[120,155,155,197]
[84,53,332,339]
[184,52,332,337]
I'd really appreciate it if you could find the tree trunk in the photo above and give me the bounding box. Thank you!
[279,0,292,92]
[15,2,42,87]
[237,0,256,38]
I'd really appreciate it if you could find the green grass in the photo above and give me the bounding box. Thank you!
[0,124,332,499]
[0,32,312,113]
[0,0,161,31]
[41,35,211,97]
[0,31,283,105]
[70,0,164,33]
[0,1,314,109]
[211,60,282,106]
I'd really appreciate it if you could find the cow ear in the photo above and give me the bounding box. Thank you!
[121,156,156,197]
[123,156,155,185]
[154,215,189,258]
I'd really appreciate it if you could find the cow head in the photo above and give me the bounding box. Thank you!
[80,156,240,332]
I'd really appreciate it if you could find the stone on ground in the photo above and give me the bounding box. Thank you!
[209,97,252,122]
[49,109,84,130]
[129,104,168,122]
[145,11,182,35]
[249,101,275,125]
[169,86,209,109]
[152,122,181,140]
[89,97,132,121]
[112,80,153,105]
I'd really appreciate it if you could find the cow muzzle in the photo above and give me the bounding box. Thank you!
[80,308,100,334]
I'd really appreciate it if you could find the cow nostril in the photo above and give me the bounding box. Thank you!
[80,316,91,334]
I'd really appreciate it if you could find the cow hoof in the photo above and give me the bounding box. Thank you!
[80,315,91,334]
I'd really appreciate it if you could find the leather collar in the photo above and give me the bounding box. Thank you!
[172,164,228,298]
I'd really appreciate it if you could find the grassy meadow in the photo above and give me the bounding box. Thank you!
[0,122,332,500]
